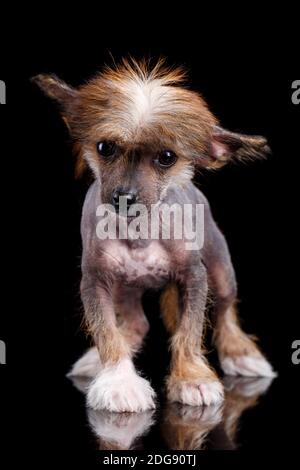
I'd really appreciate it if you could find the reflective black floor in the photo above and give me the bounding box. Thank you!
[67,374,276,450]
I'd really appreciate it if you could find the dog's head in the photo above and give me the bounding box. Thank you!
[32,59,269,210]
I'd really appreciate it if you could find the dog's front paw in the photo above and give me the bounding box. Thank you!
[87,359,156,412]
[221,355,277,378]
[167,378,224,407]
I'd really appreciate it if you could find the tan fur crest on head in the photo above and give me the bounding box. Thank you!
[32,57,270,177]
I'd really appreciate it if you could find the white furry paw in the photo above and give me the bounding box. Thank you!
[68,347,101,378]
[87,359,156,412]
[221,355,277,378]
[168,379,224,407]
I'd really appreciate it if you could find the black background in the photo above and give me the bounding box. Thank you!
[0,16,299,460]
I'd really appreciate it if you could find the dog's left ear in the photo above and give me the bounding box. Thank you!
[207,126,270,168]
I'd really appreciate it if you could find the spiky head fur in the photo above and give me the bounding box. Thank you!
[32,58,269,206]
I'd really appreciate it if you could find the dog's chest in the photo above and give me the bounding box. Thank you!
[102,240,170,287]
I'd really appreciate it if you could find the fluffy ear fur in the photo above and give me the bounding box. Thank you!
[31,74,85,174]
[31,74,78,105]
[207,126,270,168]
[31,73,80,133]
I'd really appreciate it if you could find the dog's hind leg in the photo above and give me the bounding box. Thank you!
[114,286,150,354]
[160,283,180,335]
[203,221,276,377]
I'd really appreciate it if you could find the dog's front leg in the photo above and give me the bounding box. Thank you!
[166,262,224,407]
[81,274,156,413]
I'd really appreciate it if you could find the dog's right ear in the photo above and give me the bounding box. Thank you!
[32,75,87,176]
[31,74,78,110]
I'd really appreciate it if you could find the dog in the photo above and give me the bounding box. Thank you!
[33,58,276,413]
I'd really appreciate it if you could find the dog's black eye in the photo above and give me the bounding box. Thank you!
[97,141,116,158]
[157,150,177,168]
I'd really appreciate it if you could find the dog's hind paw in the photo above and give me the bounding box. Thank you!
[221,355,277,378]
[68,347,101,378]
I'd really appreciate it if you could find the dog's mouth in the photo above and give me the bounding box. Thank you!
[102,193,159,220]
[105,204,144,220]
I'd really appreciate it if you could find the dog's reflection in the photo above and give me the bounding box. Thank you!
[221,376,273,448]
[88,408,156,450]
[163,376,274,450]
[162,401,223,450]
[69,375,274,450]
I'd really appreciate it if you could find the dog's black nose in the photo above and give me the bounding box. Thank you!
[112,188,137,209]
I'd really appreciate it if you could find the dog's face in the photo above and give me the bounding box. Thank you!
[33,59,269,209]
[89,141,194,209]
